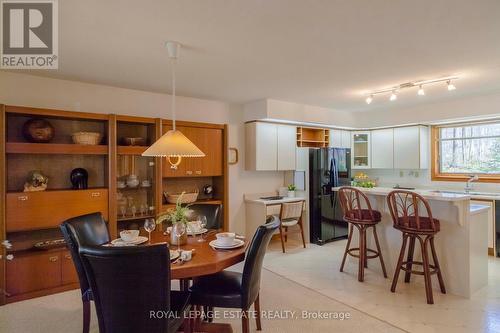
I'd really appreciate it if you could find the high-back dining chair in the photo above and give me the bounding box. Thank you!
[278,200,306,253]
[79,243,191,333]
[188,203,222,230]
[387,190,446,304]
[60,212,110,333]
[189,215,280,333]
[337,187,387,282]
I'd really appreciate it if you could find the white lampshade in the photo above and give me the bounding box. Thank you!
[142,129,205,157]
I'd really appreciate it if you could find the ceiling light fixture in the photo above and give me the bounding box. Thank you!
[417,85,425,96]
[363,75,459,105]
[365,95,373,104]
[389,91,397,101]
[142,41,205,169]
[447,80,456,91]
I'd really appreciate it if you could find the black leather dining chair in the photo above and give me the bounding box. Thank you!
[79,243,191,333]
[188,203,222,230]
[60,212,110,333]
[189,215,280,333]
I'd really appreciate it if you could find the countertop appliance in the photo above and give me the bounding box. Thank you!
[309,148,351,245]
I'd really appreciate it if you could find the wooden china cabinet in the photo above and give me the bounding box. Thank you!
[0,105,228,305]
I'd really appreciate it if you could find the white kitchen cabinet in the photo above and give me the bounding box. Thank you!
[277,124,297,170]
[371,128,394,169]
[393,126,429,169]
[329,129,351,149]
[351,131,371,169]
[245,122,296,171]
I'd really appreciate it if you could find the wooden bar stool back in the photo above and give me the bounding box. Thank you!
[278,200,306,253]
[387,190,446,304]
[338,187,387,282]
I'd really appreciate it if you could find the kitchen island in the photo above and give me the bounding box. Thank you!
[332,187,490,298]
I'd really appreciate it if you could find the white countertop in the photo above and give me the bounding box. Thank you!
[332,186,471,202]
[245,195,306,205]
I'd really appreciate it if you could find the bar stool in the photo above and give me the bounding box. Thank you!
[338,187,387,282]
[387,190,446,304]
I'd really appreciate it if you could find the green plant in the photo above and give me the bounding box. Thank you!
[287,184,297,191]
[156,192,192,226]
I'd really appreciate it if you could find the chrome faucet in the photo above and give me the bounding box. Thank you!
[465,174,479,193]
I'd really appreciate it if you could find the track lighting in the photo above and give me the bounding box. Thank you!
[363,76,459,105]
[389,91,397,101]
[417,85,425,96]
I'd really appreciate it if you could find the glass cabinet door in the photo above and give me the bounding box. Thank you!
[352,132,371,168]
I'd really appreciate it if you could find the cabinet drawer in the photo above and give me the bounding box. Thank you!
[6,252,61,295]
[61,251,79,285]
[6,189,109,232]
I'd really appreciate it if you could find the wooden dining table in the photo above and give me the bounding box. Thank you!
[147,229,248,333]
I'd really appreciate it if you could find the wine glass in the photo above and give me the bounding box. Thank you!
[144,218,156,244]
[120,205,127,218]
[131,205,137,217]
[172,222,186,252]
[198,215,207,242]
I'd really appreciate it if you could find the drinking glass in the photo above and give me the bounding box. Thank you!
[131,205,137,217]
[120,205,126,218]
[144,218,156,244]
[172,222,186,252]
[198,215,207,242]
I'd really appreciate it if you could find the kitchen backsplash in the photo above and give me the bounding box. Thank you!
[363,169,500,193]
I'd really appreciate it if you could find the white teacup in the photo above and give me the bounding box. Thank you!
[120,230,139,242]
[216,232,236,246]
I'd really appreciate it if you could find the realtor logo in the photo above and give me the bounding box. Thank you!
[1,0,58,69]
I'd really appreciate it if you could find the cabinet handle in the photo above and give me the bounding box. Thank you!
[49,256,58,262]
[91,192,101,197]
[186,171,193,175]
[195,170,202,175]
[17,195,28,201]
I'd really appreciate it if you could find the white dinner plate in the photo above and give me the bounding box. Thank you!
[187,228,208,236]
[110,236,148,246]
[209,239,245,249]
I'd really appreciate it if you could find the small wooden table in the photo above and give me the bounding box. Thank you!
[149,230,248,333]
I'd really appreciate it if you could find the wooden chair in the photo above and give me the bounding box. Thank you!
[278,200,306,253]
[387,190,446,304]
[338,187,387,282]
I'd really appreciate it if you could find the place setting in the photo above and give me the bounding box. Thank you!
[209,232,246,251]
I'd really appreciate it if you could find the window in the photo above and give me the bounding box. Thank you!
[431,121,500,182]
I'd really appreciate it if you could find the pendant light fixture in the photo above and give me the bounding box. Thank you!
[142,41,205,169]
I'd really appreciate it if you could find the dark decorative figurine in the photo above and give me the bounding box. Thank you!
[22,118,55,143]
[70,168,88,189]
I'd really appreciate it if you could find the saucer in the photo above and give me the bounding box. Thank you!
[209,239,245,249]
[110,236,148,246]
[187,228,208,236]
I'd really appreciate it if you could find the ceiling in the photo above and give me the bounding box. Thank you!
[14,0,500,112]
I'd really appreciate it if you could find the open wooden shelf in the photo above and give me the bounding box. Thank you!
[296,126,329,147]
[6,142,108,155]
[117,145,148,155]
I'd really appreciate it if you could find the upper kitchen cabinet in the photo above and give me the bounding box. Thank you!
[329,129,351,149]
[245,122,296,171]
[393,126,429,169]
[371,128,394,169]
[351,131,371,169]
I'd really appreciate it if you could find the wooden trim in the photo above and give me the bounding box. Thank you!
[431,125,500,183]
[6,142,108,155]
[0,105,6,305]
[5,105,109,121]
[108,115,118,239]
[116,114,156,124]
[488,248,495,256]
[154,118,163,221]
[161,119,224,129]
[5,283,79,304]
[223,124,229,231]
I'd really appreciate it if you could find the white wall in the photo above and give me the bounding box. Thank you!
[0,72,285,234]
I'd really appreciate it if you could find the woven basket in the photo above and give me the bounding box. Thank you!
[72,132,102,145]
[164,189,199,204]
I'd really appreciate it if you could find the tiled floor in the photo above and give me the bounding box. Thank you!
[265,237,500,333]
[0,238,498,333]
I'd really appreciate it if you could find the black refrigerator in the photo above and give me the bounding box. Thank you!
[309,148,351,245]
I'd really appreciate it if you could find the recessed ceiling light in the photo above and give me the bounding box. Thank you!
[447,80,456,91]
[417,85,425,96]
[389,91,397,101]
[365,95,373,104]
